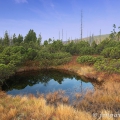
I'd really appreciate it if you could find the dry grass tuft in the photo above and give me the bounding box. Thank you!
[75,93,82,100]
[55,104,93,120]
[74,81,120,117]
[0,81,120,120]
[62,96,69,103]
[45,90,68,105]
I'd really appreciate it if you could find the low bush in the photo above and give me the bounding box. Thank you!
[39,52,72,67]
[94,59,120,73]
[77,55,120,73]
[77,55,104,65]
[101,47,120,59]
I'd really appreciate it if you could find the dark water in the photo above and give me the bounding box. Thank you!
[2,69,94,96]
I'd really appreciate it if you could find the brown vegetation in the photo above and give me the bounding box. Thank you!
[0,82,120,120]
[53,56,120,82]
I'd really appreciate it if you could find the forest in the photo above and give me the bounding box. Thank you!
[0,24,120,83]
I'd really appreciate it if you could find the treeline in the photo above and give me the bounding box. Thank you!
[0,24,120,81]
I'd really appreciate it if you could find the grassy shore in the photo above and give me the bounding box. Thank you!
[0,82,120,120]
[17,56,120,82]
[52,56,120,82]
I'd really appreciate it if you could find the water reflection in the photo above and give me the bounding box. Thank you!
[2,69,96,96]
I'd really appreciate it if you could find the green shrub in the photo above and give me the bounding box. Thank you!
[39,52,72,67]
[0,63,15,81]
[94,59,120,73]
[101,47,120,59]
[77,55,104,65]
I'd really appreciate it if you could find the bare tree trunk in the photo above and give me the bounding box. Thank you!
[81,10,83,41]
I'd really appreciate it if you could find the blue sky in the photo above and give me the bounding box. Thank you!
[0,0,120,42]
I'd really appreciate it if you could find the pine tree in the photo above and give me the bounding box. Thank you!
[37,34,42,45]
[12,33,17,44]
[24,29,37,43]
[3,31,10,46]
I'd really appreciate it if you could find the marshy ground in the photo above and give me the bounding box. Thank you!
[0,56,120,120]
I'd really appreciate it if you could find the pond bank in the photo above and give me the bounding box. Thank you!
[17,56,120,82]
[0,81,120,120]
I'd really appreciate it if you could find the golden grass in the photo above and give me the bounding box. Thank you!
[75,93,82,100]
[55,104,93,120]
[54,56,120,82]
[0,92,94,120]
[73,81,120,118]
[0,81,120,120]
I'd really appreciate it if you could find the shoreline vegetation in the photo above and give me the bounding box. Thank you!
[16,55,120,82]
[0,81,120,120]
[0,25,120,119]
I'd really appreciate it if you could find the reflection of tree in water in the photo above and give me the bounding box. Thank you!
[2,69,104,92]
[2,69,77,92]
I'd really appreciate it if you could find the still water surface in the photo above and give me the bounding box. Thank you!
[2,70,94,96]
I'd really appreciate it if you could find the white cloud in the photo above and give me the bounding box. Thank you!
[14,0,28,3]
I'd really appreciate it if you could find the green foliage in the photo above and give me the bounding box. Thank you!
[65,41,76,55]
[12,33,23,45]
[0,45,4,53]
[65,41,94,55]
[0,54,10,64]
[101,47,112,58]
[96,39,119,54]
[24,29,37,43]
[2,46,26,56]
[94,59,120,73]
[38,51,72,67]
[26,48,38,60]
[48,40,64,53]
[0,63,15,81]
[0,37,3,45]
[108,24,120,41]
[12,33,17,44]
[37,34,42,45]
[0,46,26,66]
[91,41,97,48]
[110,47,120,59]
[17,34,23,44]
[77,54,120,73]
[79,47,94,55]
[77,55,104,65]
[3,31,10,46]
[44,40,49,46]
[101,47,120,59]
